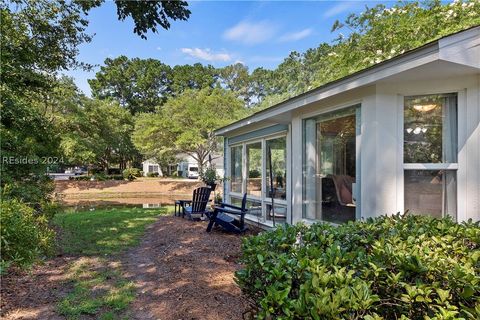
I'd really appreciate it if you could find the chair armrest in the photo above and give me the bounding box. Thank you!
[214,206,247,216]
[219,203,243,211]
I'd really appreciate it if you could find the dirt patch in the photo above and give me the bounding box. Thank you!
[1,216,259,320]
[121,216,258,320]
[1,256,73,320]
[55,178,206,197]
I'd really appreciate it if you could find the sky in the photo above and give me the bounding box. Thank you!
[66,0,385,96]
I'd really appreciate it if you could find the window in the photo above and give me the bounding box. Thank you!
[246,142,262,197]
[302,106,358,223]
[403,93,457,219]
[228,133,288,224]
[266,137,287,200]
[230,145,243,193]
[148,165,158,173]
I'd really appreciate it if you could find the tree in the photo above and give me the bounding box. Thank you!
[60,99,136,173]
[170,63,218,95]
[329,0,480,80]
[253,0,480,110]
[89,56,173,114]
[133,88,245,173]
[218,63,252,106]
[77,0,191,39]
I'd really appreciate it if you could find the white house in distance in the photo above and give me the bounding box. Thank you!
[216,27,480,228]
[142,153,224,178]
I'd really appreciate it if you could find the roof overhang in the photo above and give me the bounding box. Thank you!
[215,26,480,137]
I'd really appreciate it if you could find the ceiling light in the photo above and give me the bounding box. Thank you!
[413,104,437,112]
[406,128,413,134]
[413,127,422,134]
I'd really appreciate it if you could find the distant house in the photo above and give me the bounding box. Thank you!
[141,159,163,176]
[215,27,480,228]
[141,153,224,178]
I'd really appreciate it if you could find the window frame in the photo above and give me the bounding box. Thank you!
[227,132,288,225]
[300,103,362,224]
[399,92,459,219]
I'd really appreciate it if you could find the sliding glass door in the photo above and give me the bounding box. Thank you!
[303,105,359,223]
[228,134,288,225]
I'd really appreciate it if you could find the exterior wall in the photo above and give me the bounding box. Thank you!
[142,159,163,176]
[292,75,480,222]
[220,25,480,225]
[227,75,479,226]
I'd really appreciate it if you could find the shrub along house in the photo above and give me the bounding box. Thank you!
[216,27,480,228]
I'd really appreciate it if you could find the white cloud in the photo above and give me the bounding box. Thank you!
[181,48,231,62]
[278,28,313,42]
[223,20,277,45]
[156,46,162,51]
[323,2,355,19]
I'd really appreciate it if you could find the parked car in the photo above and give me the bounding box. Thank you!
[187,164,199,179]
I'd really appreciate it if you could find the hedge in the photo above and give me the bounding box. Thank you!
[0,199,55,271]
[236,215,480,319]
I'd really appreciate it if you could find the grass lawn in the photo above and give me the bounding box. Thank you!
[53,206,172,319]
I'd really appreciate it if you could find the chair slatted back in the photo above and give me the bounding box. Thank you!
[191,187,212,213]
[239,193,248,228]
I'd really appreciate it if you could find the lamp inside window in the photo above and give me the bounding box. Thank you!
[412,103,437,112]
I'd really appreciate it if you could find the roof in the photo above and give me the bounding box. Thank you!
[215,25,480,136]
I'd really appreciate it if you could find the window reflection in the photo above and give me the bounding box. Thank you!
[404,94,457,163]
[246,142,262,197]
[303,106,357,224]
[266,137,287,200]
[230,145,243,193]
[404,170,456,219]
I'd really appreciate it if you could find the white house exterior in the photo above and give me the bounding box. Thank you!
[141,153,224,178]
[142,159,163,176]
[216,27,480,228]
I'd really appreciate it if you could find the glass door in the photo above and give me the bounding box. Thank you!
[303,106,358,223]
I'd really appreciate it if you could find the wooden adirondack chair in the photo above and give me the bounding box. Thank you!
[206,193,248,233]
[181,187,212,220]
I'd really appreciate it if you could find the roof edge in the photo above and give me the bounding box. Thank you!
[215,26,479,136]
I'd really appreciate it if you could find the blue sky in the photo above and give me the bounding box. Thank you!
[67,1,385,96]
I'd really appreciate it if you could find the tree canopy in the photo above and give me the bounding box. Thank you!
[0,0,191,208]
[132,88,246,172]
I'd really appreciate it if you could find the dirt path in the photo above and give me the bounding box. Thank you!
[1,216,256,320]
[121,216,255,320]
[1,257,72,319]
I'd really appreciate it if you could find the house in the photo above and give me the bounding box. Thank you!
[215,27,480,228]
[141,153,224,178]
[142,159,163,176]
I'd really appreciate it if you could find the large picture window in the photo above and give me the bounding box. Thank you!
[403,93,457,219]
[302,106,358,224]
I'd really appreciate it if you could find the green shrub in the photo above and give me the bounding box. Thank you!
[146,172,159,177]
[69,176,91,181]
[0,199,55,271]
[249,169,261,178]
[236,215,480,319]
[122,168,141,181]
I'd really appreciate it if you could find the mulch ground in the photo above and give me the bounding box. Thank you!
[1,216,259,320]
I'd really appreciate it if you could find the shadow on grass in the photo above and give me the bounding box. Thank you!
[54,207,172,256]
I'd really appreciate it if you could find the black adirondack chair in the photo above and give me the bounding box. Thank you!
[206,193,248,233]
[180,187,212,220]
